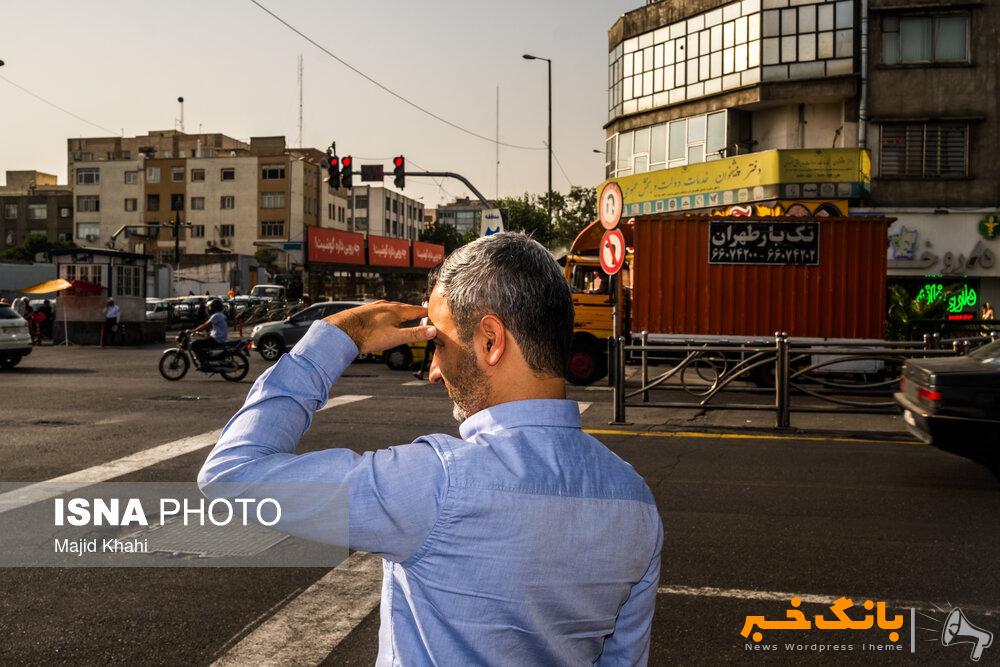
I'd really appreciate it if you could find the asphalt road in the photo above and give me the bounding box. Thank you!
[1,342,998,665]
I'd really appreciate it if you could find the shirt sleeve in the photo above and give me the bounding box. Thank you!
[596,517,663,666]
[197,320,448,563]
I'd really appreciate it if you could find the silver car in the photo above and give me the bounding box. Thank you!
[0,304,32,369]
[251,301,365,361]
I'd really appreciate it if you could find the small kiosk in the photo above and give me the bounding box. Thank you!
[49,248,162,344]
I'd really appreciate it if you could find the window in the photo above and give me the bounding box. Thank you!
[4,204,18,219]
[879,123,968,177]
[61,263,105,284]
[385,217,391,233]
[191,225,205,238]
[125,198,138,212]
[219,224,235,237]
[75,223,100,240]
[170,193,184,211]
[261,165,286,180]
[355,195,369,209]
[115,265,142,297]
[261,220,285,237]
[27,204,47,220]
[392,200,399,214]
[220,196,235,209]
[146,194,160,212]
[60,207,70,218]
[221,168,235,181]
[191,196,205,210]
[261,192,286,209]
[77,196,100,212]
[355,216,368,230]
[146,167,160,183]
[171,167,185,182]
[124,171,139,185]
[611,110,728,177]
[190,168,205,182]
[882,14,968,65]
[385,195,391,208]
[76,167,100,185]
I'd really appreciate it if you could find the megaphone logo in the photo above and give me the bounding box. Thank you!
[484,226,501,236]
[941,608,993,662]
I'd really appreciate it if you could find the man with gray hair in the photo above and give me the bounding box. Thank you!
[200,232,662,665]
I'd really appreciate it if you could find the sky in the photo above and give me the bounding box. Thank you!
[1,0,639,206]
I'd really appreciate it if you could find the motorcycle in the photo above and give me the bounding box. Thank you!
[158,331,251,382]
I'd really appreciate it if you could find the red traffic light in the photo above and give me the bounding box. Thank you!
[393,156,404,168]
[341,156,352,168]
[329,156,339,167]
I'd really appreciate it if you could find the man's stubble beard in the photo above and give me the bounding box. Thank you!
[445,342,492,422]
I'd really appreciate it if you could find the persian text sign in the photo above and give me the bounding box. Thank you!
[308,228,365,265]
[368,235,410,268]
[709,221,820,265]
[412,241,445,269]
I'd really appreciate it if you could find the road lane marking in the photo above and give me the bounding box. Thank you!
[584,386,612,391]
[585,428,920,446]
[577,402,592,414]
[0,395,372,515]
[657,584,999,617]
[212,551,383,666]
[402,380,427,386]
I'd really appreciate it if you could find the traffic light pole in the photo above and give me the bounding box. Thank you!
[403,172,494,209]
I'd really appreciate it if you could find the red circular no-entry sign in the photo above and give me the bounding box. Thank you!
[600,228,626,275]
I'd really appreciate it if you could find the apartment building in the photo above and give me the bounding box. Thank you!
[605,0,1000,311]
[66,131,349,268]
[0,171,73,249]
[435,197,489,235]
[347,186,425,240]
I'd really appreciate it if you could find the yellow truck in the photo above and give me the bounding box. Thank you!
[563,253,631,385]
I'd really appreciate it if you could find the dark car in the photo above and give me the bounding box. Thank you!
[894,340,1000,470]
[251,301,365,361]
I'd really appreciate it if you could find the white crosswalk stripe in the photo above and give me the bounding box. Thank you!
[0,395,372,515]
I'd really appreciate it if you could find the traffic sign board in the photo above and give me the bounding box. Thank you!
[599,182,623,230]
[600,228,626,275]
[480,209,504,236]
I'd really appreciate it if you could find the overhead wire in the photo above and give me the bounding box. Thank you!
[248,0,546,152]
[0,74,119,136]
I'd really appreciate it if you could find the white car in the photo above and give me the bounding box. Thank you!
[0,303,32,369]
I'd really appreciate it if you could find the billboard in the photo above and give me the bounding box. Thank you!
[307,228,365,265]
[412,241,445,269]
[368,235,410,268]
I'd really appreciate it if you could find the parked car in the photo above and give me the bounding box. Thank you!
[249,284,286,302]
[0,304,32,369]
[894,340,1000,471]
[251,301,365,361]
[145,298,170,321]
[383,320,429,371]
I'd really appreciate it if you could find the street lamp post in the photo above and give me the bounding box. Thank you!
[523,54,552,227]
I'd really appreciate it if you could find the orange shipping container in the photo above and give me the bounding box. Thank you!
[631,216,890,339]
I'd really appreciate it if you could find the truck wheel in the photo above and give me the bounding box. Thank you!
[566,341,607,385]
[385,345,413,371]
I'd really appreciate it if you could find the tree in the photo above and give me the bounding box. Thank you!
[494,193,552,247]
[1,232,74,261]
[419,220,465,254]
[551,186,596,250]
[254,247,280,275]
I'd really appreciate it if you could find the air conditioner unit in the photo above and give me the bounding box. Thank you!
[220,238,231,247]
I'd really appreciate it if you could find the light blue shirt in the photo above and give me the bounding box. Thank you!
[199,321,662,666]
[208,311,227,343]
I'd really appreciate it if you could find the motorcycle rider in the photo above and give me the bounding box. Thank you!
[188,298,228,365]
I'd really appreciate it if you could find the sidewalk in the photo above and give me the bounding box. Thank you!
[576,366,913,442]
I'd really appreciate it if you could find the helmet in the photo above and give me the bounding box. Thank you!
[208,298,224,313]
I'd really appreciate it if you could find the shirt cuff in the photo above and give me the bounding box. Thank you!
[290,320,360,382]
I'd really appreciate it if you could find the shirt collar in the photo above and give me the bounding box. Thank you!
[459,399,581,440]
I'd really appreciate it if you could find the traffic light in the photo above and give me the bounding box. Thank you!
[325,155,340,189]
[341,155,353,189]
[393,155,405,189]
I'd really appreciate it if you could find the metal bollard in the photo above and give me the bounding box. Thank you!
[611,337,627,424]
[923,333,932,350]
[774,331,791,429]
[641,331,649,403]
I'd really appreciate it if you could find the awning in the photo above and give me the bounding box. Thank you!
[18,278,72,294]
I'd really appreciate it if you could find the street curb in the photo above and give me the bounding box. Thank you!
[587,422,918,444]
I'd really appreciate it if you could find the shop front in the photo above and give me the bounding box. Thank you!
[305,227,444,303]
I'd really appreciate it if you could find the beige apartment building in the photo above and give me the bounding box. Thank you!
[66,131,349,267]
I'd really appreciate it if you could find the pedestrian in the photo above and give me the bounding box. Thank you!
[27,305,44,345]
[14,296,28,317]
[228,288,236,299]
[39,300,54,341]
[983,301,995,321]
[102,298,120,347]
[200,232,662,665]
[194,299,207,326]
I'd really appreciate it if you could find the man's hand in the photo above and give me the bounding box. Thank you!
[324,301,436,355]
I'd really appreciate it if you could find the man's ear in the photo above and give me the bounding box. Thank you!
[478,315,506,366]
